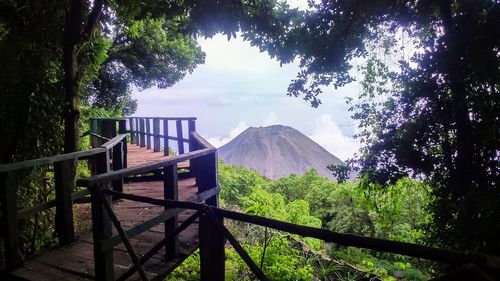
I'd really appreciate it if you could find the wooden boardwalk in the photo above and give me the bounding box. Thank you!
[10,144,199,281]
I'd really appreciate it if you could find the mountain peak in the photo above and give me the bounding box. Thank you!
[219,125,343,180]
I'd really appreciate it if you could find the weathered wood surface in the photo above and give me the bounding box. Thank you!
[9,144,199,281]
[126,144,189,169]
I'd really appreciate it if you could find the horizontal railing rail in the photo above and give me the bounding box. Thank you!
[131,117,197,121]
[127,117,197,156]
[0,134,126,174]
[77,147,214,187]
[0,148,106,173]
[101,134,127,150]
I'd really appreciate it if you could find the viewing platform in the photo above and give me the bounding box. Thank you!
[1,117,220,281]
[12,144,199,280]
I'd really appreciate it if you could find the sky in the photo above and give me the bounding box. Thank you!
[131,34,362,161]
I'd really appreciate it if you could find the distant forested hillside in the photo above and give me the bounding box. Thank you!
[168,161,433,281]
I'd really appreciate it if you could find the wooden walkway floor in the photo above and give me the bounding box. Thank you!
[10,144,199,281]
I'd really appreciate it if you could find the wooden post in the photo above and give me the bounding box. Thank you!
[163,119,170,156]
[153,118,160,152]
[118,119,127,169]
[90,119,97,148]
[112,142,123,194]
[146,118,151,149]
[199,211,225,281]
[101,119,117,139]
[188,133,199,180]
[163,164,179,258]
[139,118,145,147]
[129,118,135,144]
[176,120,184,155]
[0,171,20,271]
[136,118,140,145]
[122,137,128,169]
[197,151,218,207]
[54,159,75,246]
[118,119,126,136]
[95,119,102,146]
[188,120,196,152]
[197,148,223,280]
[91,151,114,281]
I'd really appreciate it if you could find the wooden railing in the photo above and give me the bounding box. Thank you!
[127,117,197,155]
[77,131,218,281]
[0,133,127,272]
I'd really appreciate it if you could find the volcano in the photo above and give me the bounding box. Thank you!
[218,125,343,180]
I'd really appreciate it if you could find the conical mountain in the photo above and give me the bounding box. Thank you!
[218,125,343,180]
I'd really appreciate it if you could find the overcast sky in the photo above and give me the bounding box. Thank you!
[131,33,362,161]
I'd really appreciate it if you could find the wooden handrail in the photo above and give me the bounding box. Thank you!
[77,147,215,187]
[101,134,127,150]
[131,117,197,121]
[90,132,111,141]
[129,132,189,142]
[191,131,215,149]
[78,131,214,187]
[0,148,106,173]
[93,188,500,271]
[0,134,126,174]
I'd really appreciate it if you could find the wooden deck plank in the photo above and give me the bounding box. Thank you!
[10,144,200,281]
[126,144,189,169]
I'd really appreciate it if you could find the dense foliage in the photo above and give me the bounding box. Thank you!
[169,162,433,280]
[241,0,500,255]
[0,0,212,162]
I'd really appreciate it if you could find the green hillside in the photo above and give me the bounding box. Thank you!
[168,161,433,281]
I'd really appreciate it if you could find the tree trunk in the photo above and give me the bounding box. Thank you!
[439,1,474,196]
[63,0,83,154]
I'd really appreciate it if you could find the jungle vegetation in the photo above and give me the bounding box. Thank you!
[0,0,498,276]
[168,161,433,281]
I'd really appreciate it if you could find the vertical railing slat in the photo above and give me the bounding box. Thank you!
[54,159,75,246]
[188,120,196,153]
[91,151,114,281]
[139,118,145,147]
[146,118,151,149]
[176,120,184,155]
[153,118,160,152]
[112,142,124,195]
[118,119,127,168]
[135,118,140,145]
[163,164,179,258]
[129,117,135,144]
[199,211,225,281]
[163,119,169,156]
[0,171,20,271]
[197,147,224,280]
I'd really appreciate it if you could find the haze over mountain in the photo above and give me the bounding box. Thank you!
[218,125,343,180]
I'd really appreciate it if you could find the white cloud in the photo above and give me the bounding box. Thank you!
[207,121,249,148]
[308,115,360,161]
[262,112,281,126]
[286,0,310,10]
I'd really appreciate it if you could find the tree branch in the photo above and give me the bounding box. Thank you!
[80,0,105,43]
